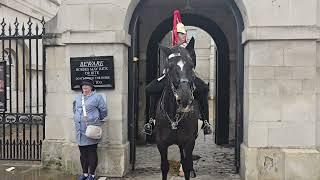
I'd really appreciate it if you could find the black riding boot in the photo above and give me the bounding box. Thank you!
[143,95,160,135]
[144,118,155,135]
[201,119,213,135]
[194,78,213,135]
[144,78,166,135]
[199,95,212,135]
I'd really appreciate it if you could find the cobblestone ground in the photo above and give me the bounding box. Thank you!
[122,100,240,180]
[122,128,240,180]
[0,100,240,180]
[0,131,240,180]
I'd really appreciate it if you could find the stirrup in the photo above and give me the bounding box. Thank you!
[202,120,213,135]
[142,118,155,135]
[149,117,156,125]
[142,123,153,135]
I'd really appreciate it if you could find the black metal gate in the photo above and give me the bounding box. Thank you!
[0,17,46,161]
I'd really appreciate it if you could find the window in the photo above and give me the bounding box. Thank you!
[0,50,15,89]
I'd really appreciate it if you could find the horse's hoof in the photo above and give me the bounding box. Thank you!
[190,170,196,178]
[178,170,184,177]
[178,170,196,178]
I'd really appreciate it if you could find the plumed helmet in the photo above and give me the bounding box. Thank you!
[176,22,186,34]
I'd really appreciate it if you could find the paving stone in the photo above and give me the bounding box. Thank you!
[0,125,240,180]
[124,130,240,179]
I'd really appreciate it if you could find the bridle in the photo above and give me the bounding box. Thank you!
[159,53,196,130]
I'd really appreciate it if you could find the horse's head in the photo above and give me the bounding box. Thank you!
[159,41,196,112]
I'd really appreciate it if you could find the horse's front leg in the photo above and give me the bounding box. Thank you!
[157,143,169,180]
[181,140,196,180]
[178,145,185,177]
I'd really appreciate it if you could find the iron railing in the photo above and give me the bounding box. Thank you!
[0,17,46,161]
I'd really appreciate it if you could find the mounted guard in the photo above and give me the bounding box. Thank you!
[144,10,212,136]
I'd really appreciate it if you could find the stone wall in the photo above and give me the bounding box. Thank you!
[41,0,131,176]
[34,0,320,178]
[0,0,60,21]
[240,0,320,178]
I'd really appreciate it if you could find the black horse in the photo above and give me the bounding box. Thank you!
[155,43,199,180]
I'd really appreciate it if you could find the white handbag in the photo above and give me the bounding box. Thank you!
[85,124,102,139]
[82,96,102,139]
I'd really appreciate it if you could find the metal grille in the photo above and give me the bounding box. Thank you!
[0,17,46,160]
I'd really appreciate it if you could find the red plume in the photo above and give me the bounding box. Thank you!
[172,10,182,46]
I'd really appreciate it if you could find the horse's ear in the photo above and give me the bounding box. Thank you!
[158,44,171,56]
[186,37,195,52]
[186,37,196,67]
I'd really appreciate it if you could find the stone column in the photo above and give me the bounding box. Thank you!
[238,1,320,179]
[41,1,130,177]
[317,40,320,151]
[240,27,320,180]
[209,39,216,99]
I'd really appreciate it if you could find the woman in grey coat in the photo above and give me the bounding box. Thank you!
[73,78,108,180]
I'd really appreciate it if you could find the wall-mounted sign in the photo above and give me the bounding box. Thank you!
[0,61,6,111]
[70,56,115,90]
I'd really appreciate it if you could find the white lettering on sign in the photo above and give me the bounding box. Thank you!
[76,67,89,71]
[79,61,104,67]
[99,67,109,71]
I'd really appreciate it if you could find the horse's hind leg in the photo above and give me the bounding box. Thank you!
[157,144,169,180]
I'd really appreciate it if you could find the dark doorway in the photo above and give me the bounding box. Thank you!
[128,0,244,172]
[145,14,230,145]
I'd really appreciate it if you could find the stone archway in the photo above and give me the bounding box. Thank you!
[128,0,245,172]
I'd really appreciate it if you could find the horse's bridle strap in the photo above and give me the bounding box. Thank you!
[168,53,181,60]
